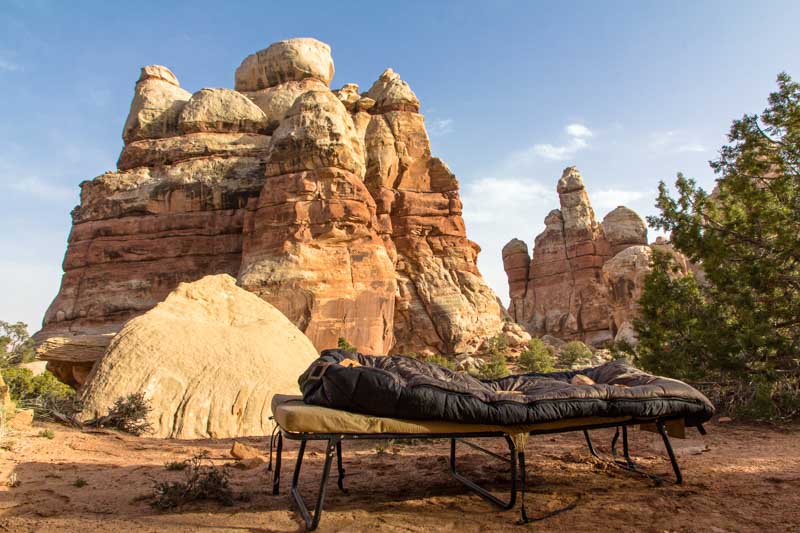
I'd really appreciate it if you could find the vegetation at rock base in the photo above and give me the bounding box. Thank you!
[82,393,153,436]
[420,353,456,370]
[0,321,36,367]
[635,73,800,420]
[337,337,358,354]
[1,366,77,421]
[518,338,557,373]
[559,341,593,367]
[150,452,234,509]
[475,335,510,379]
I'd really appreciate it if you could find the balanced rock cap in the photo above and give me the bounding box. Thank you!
[138,65,180,87]
[234,38,335,91]
[557,166,585,194]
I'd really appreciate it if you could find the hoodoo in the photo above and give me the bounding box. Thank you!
[35,38,517,386]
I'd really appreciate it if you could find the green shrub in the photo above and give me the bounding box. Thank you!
[475,335,511,379]
[518,338,556,373]
[337,337,358,354]
[1,367,76,421]
[421,354,456,371]
[559,341,593,367]
[36,429,55,439]
[164,460,189,471]
[82,393,153,436]
[73,478,87,488]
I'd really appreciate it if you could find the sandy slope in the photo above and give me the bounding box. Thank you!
[0,419,798,532]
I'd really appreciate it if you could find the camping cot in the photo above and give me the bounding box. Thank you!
[268,351,714,530]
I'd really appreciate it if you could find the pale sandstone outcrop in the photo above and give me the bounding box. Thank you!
[241,78,329,133]
[602,245,652,344]
[234,38,334,91]
[78,275,317,439]
[238,89,396,355]
[265,90,366,178]
[38,39,511,385]
[359,69,505,355]
[602,206,648,255]
[118,133,271,170]
[122,65,191,143]
[177,88,269,134]
[366,68,420,113]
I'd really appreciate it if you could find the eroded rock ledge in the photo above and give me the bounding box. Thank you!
[36,38,515,386]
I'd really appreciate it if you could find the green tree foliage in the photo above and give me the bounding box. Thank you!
[477,335,510,379]
[0,321,36,366]
[337,337,358,354]
[634,253,741,380]
[643,73,800,380]
[518,338,556,373]
[559,341,593,367]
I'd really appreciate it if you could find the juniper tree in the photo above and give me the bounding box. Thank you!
[640,73,800,379]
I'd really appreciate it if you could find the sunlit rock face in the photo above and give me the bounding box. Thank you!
[502,167,689,347]
[37,38,511,385]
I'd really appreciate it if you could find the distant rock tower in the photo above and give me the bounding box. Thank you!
[502,167,680,346]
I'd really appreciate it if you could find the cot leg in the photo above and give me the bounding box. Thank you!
[583,430,600,458]
[290,438,339,531]
[335,440,347,493]
[517,451,530,524]
[610,427,621,461]
[657,421,683,485]
[272,432,283,495]
[449,436,518,510]
[621,426,637,468]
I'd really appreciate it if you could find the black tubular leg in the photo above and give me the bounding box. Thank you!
[610,427,621,460]
[272,432,283,495]
[656,421,683,485]
[335,440,347,493]
[621,426,637,468]
[291,438,339,531]
[449,436,518,510]
[517,451,530,525]
[583,430,600,458]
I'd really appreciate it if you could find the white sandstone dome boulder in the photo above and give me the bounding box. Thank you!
[234,37,334,91]
[178,88,269,134]
[122,65,191,144]
[77,274,318,439]
[601,206,648,255]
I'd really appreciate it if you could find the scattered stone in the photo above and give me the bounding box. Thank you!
[230,441,261,460]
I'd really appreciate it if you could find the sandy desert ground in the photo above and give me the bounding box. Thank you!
[1,418,798,532]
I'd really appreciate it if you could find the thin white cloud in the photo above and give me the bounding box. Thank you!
[427,118,454,137]
[7,177,75,200]
[677,143,706,153]
[649,130,706,154]
[0,58,18,72]
[531,123,593,161]
[590,189,647,210]
[565,123,593,138]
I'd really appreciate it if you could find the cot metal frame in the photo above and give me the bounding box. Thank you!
[268,416,698,531]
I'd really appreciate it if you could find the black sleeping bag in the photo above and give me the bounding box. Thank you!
[299,350,715,427]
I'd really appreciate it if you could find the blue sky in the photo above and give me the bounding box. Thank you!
[1,1,799,332]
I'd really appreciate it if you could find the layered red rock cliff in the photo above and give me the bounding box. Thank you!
[502,167,679,346]
[36,38,511,386]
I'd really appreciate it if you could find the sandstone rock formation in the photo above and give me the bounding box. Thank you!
[36,37,511,385]
[503,167,673,346]
[78,275,318,439]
